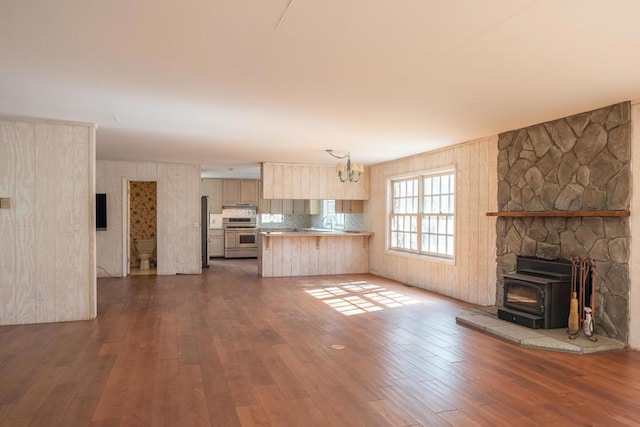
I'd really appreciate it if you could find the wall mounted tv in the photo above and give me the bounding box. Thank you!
[96,193,107,230]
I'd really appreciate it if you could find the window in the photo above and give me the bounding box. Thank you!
[260,213,284,224]
[389,169,455,259]
[322,200,345,229]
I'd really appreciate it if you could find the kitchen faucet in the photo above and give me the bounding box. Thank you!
[321,215,335,229]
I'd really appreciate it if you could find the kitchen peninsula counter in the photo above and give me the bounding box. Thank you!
[257,229,373,277]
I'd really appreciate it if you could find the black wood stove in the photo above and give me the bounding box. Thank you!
[498,257,572,329]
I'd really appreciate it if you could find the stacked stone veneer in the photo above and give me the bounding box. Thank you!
[496,102,630,343]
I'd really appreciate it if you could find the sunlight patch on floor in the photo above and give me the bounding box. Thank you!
[305,282,421,316]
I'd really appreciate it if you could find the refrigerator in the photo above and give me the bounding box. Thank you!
[201,196,209,268]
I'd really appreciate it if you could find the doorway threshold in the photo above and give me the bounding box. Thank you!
[456,306,625,354]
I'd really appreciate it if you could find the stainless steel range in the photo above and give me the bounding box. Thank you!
[222,207,258,258]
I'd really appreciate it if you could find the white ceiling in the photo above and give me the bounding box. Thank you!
[1,1,640,179]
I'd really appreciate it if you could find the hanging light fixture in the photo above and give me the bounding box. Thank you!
[326,149,364,182]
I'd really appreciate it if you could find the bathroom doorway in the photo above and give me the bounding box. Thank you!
[128,181,157,276]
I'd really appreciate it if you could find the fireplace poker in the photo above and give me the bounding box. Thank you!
[581,258,588,324]
[568,257,580,335]
[584,259,597,342]
[569,257,597,341]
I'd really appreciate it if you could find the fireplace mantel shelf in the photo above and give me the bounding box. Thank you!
[486,210,630,218]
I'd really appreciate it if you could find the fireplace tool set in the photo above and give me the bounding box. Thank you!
[568,257,597,342]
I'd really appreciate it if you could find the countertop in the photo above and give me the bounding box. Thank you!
[258,228,374,237]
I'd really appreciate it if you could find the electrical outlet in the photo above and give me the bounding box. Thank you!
[193,222,200,228]
[36,290,44,301]
[0,198,10,209]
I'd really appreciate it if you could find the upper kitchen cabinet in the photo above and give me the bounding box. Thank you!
[335,200,364,213]
[202,178,223,213]
[241,180,259,205]
[258,199,319,214]
[261,163,369,200]
[222,179,259,206]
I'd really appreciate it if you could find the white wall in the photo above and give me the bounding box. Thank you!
[0,118,96,325]
[629,101,640,349]
[96,161,201,277]
[366,136,498,306]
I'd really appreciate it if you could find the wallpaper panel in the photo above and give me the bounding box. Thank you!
[129,181,157,266]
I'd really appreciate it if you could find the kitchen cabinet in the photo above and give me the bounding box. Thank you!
[222,179,259,206]
[294,199,320,214]
[202,178,223,213]
[261,163,369,201]
[258,199,319,214]
[335,200,364,213]
[259,199,283,213]
[240,180,259,204]
[208,229,224,257]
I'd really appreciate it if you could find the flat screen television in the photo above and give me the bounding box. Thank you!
[96,193,107,230]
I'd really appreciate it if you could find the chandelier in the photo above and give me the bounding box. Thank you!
[326,149,364,183]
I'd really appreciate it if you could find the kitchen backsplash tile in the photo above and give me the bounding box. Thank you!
[258,214,311,229]
[258,213,364,231]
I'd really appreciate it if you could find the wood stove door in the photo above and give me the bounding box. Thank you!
[504,279,544,316]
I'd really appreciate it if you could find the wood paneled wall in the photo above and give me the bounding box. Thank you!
[0,118,96,325]
[366,136,498,306]
[96,161,201,277]
[261,163,370,200]
[259,235,369,277]
[629,101,640,350]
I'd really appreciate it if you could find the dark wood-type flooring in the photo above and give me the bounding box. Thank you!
[2,259,640,426]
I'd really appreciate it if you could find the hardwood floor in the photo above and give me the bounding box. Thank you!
[1,258,640,426]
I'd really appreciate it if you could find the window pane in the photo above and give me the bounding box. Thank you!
[447,236,454,255]
[441,175,449,193]
[424,178,432,195]
[450,174,455,193]
[432,196,439,213]
[433,176,440,194]
[438,236,446,253]
[441,195,449,213]
[449,195,455,213]
[430,216,437,233]
[424,196,432,213]
[438,216,447,234]
[447,216,454,234]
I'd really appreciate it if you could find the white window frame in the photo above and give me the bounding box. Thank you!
[322,200,345,229]
[260,213,284,224]
[387,167,456,261]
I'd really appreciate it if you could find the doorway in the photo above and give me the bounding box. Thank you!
[128,180,157,276]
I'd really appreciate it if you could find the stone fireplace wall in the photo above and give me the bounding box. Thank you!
[496,102,631,343]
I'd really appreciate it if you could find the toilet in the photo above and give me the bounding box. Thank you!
[135,238,156,270]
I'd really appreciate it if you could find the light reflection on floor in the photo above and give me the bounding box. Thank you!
[305,281,421,316]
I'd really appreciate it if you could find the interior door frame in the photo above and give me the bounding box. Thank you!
[122,178,158,276]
